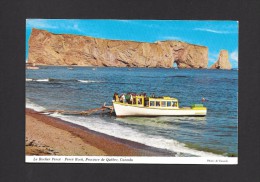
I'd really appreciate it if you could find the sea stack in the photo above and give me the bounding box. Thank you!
[210,50,232,70]
[28,28,208,69]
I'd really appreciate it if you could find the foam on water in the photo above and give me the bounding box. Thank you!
[26,78,49,82]
[78,80,102,83]
[50,113,223,157]
[26,78,102,83]
[26,78,33,82]
[26,99,46,112]
[35,78,49,82]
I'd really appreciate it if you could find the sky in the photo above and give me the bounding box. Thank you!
[26,19,239,68]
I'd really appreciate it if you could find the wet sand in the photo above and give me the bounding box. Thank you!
[26,109,174,156]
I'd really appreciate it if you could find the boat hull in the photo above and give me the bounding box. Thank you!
[113,102,207,117]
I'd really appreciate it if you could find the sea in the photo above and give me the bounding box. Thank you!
[26,66,238,157]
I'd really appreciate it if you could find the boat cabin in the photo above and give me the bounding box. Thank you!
[114,93,179,109]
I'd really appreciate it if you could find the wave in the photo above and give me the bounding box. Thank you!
[137,75,190,78]
[49,113,223,157]
[26,78,33,82]
[168,75,190,78]
[26,78,50,82]
[25,99,224,157]
[36,79,49,82]
[26,99,46,112]
[78,80,103,83]
[26,78,103,84]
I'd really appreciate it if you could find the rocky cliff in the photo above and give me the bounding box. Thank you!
[28,28,208,68]
[210,50,232,70]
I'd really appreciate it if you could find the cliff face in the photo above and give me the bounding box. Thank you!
[210,50,232,70]
[28,28,208,68]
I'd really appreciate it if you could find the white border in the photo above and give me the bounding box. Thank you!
[26,156,238,164]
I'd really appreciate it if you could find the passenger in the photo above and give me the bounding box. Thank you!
[144,94,148,106]
[115,94,119,102]
[173,102,177,107]
[119,94,123,102]
[125,94,130,104]
[113,94,115,100]
[113,92,118,101]
[133,97,136,104]
[130,94,133,104]
[144,99,149,106]
[138,98,141,104]
[121,94,126,103]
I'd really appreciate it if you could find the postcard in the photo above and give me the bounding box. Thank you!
[25,19,238,164]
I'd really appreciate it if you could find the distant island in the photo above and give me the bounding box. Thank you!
[28,28,232,69]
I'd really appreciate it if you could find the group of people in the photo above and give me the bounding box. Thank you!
[113,92,149,105]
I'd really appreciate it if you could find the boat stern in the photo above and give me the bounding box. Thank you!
[191,104,207,116]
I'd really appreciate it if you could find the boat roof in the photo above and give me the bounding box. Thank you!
[149,96,178,101]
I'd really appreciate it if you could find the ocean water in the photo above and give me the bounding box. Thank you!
[26,66,238,157]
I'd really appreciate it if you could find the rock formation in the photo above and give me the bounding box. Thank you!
[28,28,208,68]
[210,50,232,70]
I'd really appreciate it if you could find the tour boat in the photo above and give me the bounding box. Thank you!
[112,94,207,117]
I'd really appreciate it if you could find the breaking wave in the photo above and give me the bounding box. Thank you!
[78,80,103,83]
[26,78,103,83]
[49,113,223,157]
[26,98,46,112]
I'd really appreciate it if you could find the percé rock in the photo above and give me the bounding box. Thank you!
[210,50,232,70]
[28,28,208,68]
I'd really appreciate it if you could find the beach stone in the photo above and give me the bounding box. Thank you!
[210,50,232,70]
[28,28,208,69]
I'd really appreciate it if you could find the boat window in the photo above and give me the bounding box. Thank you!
[167,101,171,107]
[172,101,177,107]
[150,101,155,106]
[144,100,149,106]
[156,101,160,106]
[161,101,166,107]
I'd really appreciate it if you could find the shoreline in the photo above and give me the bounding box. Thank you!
[26,108,175,156]
[26,65,237,70]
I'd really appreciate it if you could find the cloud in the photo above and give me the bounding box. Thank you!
[26,19,58,29]
[115,20,131,22]
[26,19,85,34]
[160,36,181,40]
[230,50,238,62]
[67,23,83,32]
[194,28,234,34]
